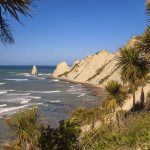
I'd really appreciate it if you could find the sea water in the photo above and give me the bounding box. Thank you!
[0,66,100,144]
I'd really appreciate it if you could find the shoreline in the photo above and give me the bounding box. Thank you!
[51,76,106,104]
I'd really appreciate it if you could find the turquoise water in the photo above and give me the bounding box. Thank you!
[0,66,100,144]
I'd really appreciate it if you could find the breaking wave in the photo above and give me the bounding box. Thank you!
[29,90,60,94]
[0,83,6,85]
[5,79,29,81]
[77,93,86,97]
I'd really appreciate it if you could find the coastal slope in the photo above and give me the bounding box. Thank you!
[52,36,150,111]
[52,36,138,87]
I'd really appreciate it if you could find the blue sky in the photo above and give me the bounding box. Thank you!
[0,0,147,65]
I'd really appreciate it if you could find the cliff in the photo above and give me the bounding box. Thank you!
[52,36,139,87]
[53,61,70,77]
[52,36,150,111]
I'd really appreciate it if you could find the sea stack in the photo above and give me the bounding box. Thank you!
[31,65,38,75]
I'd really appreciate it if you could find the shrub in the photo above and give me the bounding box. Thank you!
[38,118,81,150]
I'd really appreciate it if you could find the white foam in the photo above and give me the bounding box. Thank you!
[0,104,7,108]
[5,79,28,81]
[8,93,31,96]
[0,103,44,116]
[8,90,14,92]
[0,96,41,104]
[70,86,75,88]
[29,90,60,94]
[17,73,31,77]
[0,90,15,94]
[0,90,7,94]
[51,79,59,82]
[0,105,29,114]
[67,88,83,92]
[20,99,31,104]
[50,100,61,103]
[38,73,51,76]
[33,96,42,99]
[77,93,86,97]
[0,82,6,85]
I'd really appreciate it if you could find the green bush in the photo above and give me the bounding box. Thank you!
[38,118,81,150]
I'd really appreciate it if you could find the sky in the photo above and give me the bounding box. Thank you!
[0,0,147,65]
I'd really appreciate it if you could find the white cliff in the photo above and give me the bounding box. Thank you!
[52,37,138,87]
[52,36,150,111]
[53,61,70,77]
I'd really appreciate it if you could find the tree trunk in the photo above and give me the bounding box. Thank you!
[132,83,136,111]
[24,141,27,150]
[140,79,145,109]
[91,118,95,130]
[113,108,116,122]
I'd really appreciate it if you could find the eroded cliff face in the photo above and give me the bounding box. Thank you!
[53,61,70,77]
[52,36,138,87]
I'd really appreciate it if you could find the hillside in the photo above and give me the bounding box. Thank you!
[52,36,150,111]
[52,36,137,87]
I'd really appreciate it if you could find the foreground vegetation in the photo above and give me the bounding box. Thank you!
[2,105,150,150]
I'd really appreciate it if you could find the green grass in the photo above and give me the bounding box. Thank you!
[81,112,150,150]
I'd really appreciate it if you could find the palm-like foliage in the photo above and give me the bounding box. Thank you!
[103,80,127,121]
[6,107,40,149]
[147,0,150,22]
[116,47,149,110]
[136,26,150,54]
[0,16,14,44]
[0,0,33,44]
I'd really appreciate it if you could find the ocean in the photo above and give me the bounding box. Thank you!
[0,65,100,144]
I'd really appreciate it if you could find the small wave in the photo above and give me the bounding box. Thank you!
[29,90,60,94]
[0,103,44,117]
[0,104,7,108]
[34,96,42,99]
[17,73,31,77]
[8,93,31,96]
[0,105,30,114]
[0,96,41,104]
[77,93,86,98]
[8,90,14,92]
[70,85,75,88]
[0,90,15,94]
[67,88,83,92]
[51,79,59,82]
[0,82,6,85]
[38,73,51,76]
[5,79,29,81]
[20,99,31,104]
[0,90,7,94]
[37,77,45,80]
[50,100,61,103]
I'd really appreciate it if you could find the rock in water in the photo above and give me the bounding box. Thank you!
[31,65,38,75]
